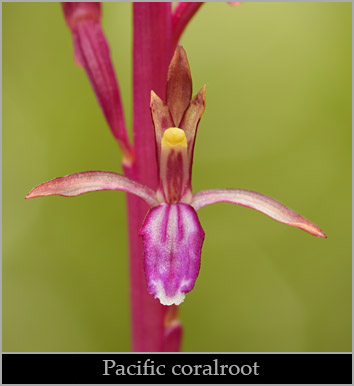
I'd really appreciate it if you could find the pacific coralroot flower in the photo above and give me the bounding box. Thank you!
[26,46,326,306]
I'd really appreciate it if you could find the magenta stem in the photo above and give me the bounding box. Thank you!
[126,2,182,352]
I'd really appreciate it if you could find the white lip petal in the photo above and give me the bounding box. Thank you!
[140,203,205,305]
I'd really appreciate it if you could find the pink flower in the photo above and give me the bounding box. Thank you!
[26,47,326,306]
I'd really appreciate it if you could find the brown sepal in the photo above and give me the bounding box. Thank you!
[166,46,193,127]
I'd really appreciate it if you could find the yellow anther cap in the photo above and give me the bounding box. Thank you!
[161,127,187,148]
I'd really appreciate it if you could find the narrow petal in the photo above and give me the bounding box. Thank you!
[150,90,175,166]
[192,189,326,238]
[140,203,205,306]
[61,3,133,163]
[180,85,206,162]
[172,3,204,50]
[26,171,158,207]
[166,46,192,127]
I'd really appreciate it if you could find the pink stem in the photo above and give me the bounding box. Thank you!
[172,2,204,50]
[127,2,182,352]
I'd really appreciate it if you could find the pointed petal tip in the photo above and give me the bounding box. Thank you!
[25,185,59,199]
[174,45,187,59]
[310,225,326,238]
[306,226,327,238]
[293,217,326,238]
[168,46,190,80]
[195,84,207,104]
[299,225,327,238]
[150,89,162,105]
[25,190,40,200]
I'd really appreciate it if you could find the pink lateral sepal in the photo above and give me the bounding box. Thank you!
[26,171,158,207]
[140,203,205,306]
[192,189,326,238]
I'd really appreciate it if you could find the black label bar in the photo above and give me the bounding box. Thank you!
[2,353,352,384]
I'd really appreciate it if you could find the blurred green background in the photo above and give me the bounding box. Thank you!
[3,2,351,352]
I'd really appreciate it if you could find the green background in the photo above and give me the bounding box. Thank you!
[3,2,351,352]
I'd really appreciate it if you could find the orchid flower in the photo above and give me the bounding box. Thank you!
[26,46,326,307]
[26,3,326,352]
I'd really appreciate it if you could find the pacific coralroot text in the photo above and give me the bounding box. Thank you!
[103,359,260,376]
